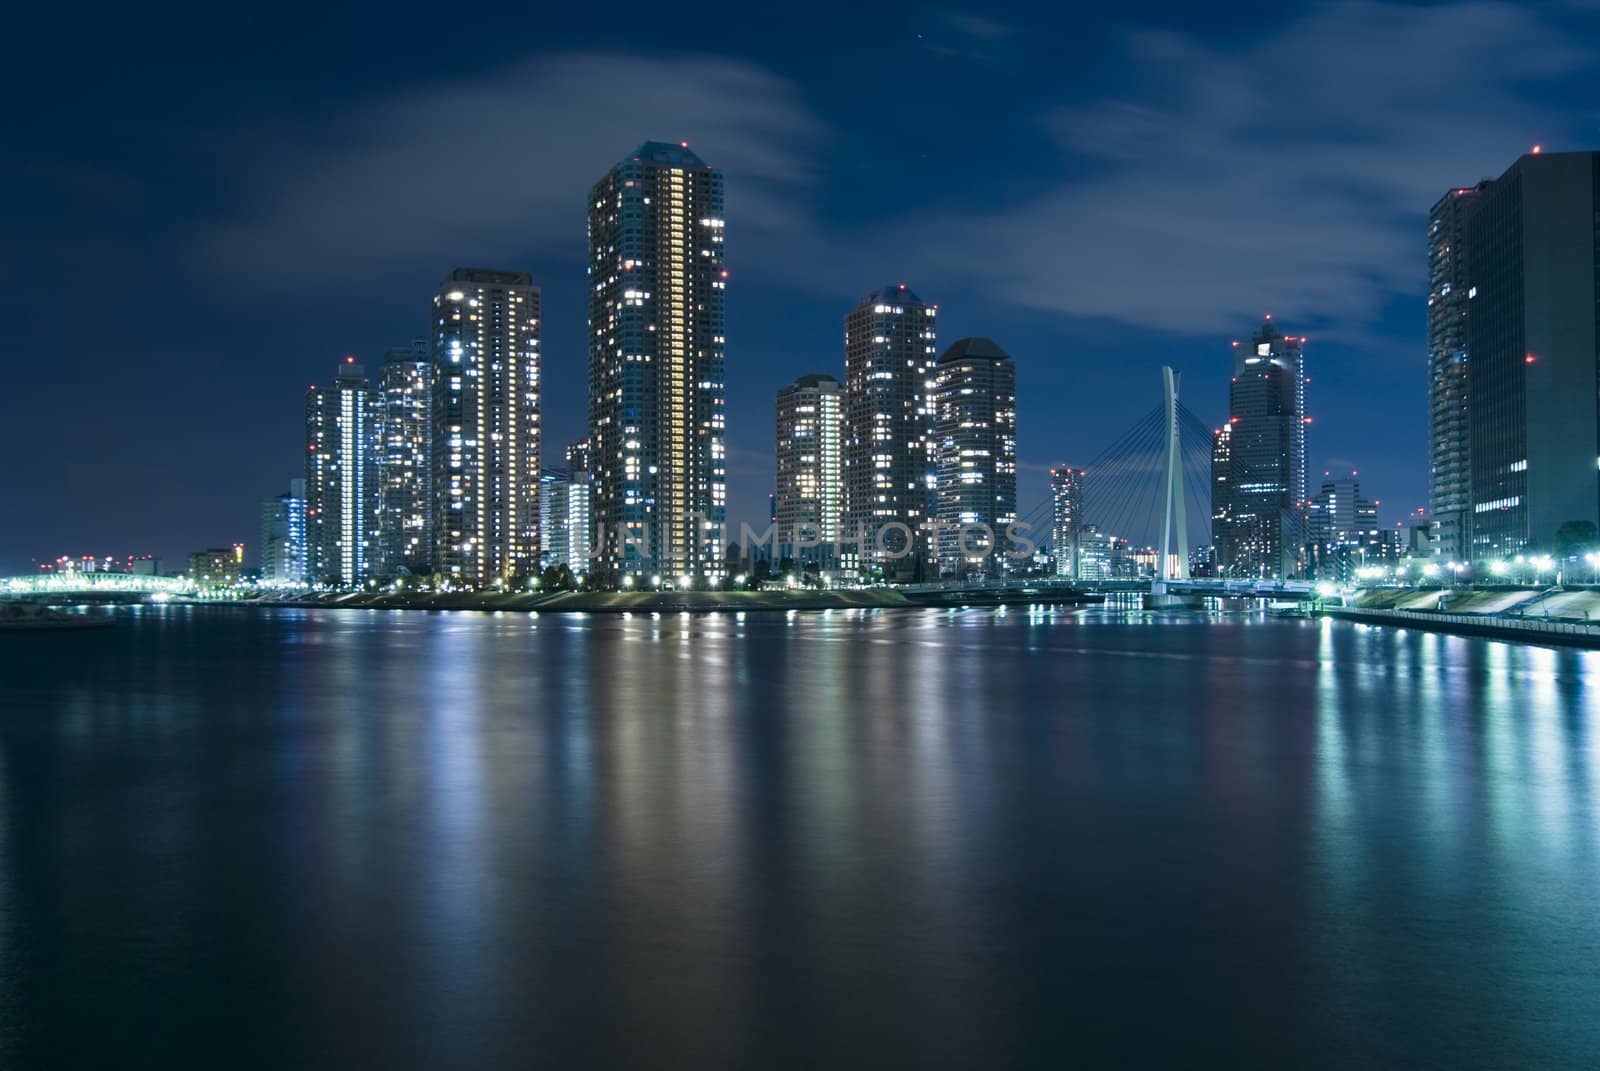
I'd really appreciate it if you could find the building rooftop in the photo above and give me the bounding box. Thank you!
[858,284,925,306]
[939,337,1010,363]
[787,373,841,389]
[626,141,710,168]
[445,268,534,287]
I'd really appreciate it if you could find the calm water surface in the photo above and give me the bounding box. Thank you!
[1,606,1598,1068]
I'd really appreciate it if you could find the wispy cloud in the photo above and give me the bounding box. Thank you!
[910,1,1590,335]
[919,11,1018,60]
[200,53,825,285]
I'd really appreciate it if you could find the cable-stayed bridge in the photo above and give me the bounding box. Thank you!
[929,367,1315,602]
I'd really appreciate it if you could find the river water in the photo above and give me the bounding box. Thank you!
[1,606,1596,1067]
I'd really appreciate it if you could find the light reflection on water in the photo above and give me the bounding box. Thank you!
[1,606,1598,1067]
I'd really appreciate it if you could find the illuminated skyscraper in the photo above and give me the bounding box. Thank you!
[932,338,1016,576]
[377,339,432,575]
[1308,472,1378,546]
[260,477,306,584]
[431,268,541,587]
[565,437,591,478]
[1049,465,1085,578]
[306,358,379,586]
[1306,470,1382,579]
[843,285,937,579]
[1427,183,1488,562]
[1211,319,1307,579]
[587,141,727,581]
[538,471,593,574]
[775,374,843,565]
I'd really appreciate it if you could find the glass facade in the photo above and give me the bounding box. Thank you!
[1211,320,1307,579]
[1427,184,1486,561]
[1462,151,1600,560]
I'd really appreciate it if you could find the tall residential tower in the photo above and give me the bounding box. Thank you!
[377,339,432,575]
[430,268,541,587]
[587,141,727,581]
[932,338,1017,576]
[1050,465,1085,578]
[305,358,378,586]
[775,373,843,565]
[842,285,937,579]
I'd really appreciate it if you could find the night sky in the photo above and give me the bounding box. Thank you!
[6,0,1597,573]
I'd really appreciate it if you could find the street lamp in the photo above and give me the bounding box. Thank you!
[1533,555,1554,584]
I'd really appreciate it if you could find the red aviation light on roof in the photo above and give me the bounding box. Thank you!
[1532,145,1543,154]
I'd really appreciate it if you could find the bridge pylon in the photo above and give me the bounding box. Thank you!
[1149,366,1199,608]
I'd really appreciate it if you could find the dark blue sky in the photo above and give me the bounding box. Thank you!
[5,0,1597,573]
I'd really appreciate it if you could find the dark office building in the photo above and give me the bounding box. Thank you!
[1211,319,1307,579]
[1427,182,1489,562]
[1460,150,1600,559]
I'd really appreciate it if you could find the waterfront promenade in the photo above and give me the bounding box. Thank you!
[1325,604,1600,649]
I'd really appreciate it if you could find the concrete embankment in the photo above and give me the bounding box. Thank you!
[1324,605,1600,649]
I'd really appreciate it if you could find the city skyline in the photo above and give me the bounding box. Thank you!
[18,128,1594,585]
[10,2,1600,572]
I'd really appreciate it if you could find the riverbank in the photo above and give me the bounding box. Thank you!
[231,586,1104,614]
[1323,605,1600,649]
